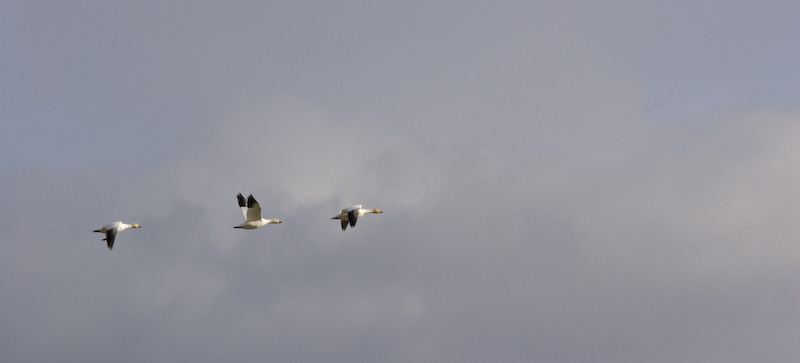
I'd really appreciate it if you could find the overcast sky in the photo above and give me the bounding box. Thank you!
[1,1,799,362]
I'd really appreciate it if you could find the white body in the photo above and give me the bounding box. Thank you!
[236,219,281,229]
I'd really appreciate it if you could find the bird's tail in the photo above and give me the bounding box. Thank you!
[93,229,102,233]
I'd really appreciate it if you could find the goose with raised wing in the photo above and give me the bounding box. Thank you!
[331,205,382,231]
[235,193,282,229]
[93,221,141,250]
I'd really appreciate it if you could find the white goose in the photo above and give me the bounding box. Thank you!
[331,205,383,231]
[234,193,282,229]
[93,221,141,250]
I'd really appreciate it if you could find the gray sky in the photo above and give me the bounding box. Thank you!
[1,1,799,362]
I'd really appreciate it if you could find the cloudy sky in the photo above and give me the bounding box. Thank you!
[1,1,798,362]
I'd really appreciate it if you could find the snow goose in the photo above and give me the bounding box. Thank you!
[234,193,282,229]
[331,205,383,231]
[93,221,141,250]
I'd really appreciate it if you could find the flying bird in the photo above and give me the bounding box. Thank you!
[234,193,282,229]
[93,221,141,250]
[331,205,383,231]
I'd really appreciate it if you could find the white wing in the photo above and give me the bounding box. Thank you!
[237,194,248,220]
[246,195,263,222]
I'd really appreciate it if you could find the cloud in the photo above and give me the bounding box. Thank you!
[1,1,798,362]
[2,101,800,362]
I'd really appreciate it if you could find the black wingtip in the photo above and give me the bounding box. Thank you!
[347,210,358,228]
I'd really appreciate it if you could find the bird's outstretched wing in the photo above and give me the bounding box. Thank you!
[104,229,117,250]
[237,193,248,220]
[347,209,358,228]
[246,194,263,222]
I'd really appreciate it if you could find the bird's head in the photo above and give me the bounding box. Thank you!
[373,209,383,214]
[131,223,142,228]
